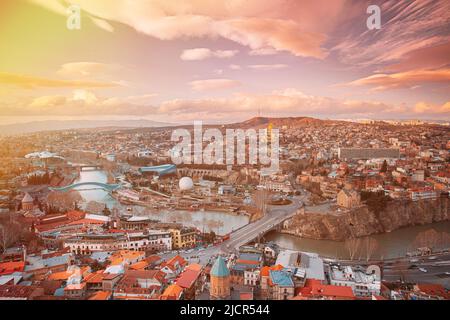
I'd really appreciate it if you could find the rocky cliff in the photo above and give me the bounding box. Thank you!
[282,197,449,241]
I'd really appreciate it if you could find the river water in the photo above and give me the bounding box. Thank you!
[73,169,249,235]
[265,221,450,260]
[75,170,449,254]
[73,169,117,208]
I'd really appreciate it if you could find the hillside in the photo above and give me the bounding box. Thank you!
[229,116,335,129]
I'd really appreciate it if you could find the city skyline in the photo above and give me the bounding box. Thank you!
[0,0,449,126]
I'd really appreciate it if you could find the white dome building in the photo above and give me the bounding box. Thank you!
[179,177,194,191]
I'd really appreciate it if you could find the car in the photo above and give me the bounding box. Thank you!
[408,264,418,270]
[419,268,428,273]
[428,256,437,260]
[445,272,450,276]
[409,259,419,263]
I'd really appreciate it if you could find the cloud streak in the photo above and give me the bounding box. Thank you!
[188,78,241,91]
[0,72,119,89]
[344,68,450,91]
[180,48,238,61]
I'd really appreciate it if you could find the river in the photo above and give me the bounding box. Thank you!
[75,169,448,254]
[73,169,117,208]
[73,169,249,235]
[265,221,450,260]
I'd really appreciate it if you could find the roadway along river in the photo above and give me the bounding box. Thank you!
[265,221,450,260]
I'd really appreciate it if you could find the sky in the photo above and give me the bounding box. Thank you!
[0,0,449,125]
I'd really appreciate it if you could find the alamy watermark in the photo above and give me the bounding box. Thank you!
[170,121,279,173]
[367,5,381,30]
[67,4,81,30]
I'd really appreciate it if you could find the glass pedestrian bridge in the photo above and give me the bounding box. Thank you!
[49,182,122,192]
[138,164,176,176]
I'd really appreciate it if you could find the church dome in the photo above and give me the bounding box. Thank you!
[210,256,230,277]
[22,192,33,203]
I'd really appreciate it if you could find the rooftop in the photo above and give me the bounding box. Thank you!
[210,256,230,277]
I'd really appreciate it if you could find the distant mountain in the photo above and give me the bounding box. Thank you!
[0,119,173,135]
[230,116,333,129]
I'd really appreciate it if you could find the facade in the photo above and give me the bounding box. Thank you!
[409,189,438,201]
[170,228,197,250]
[337,189,361,208]
[118,216,154,230]
[244,269,260,286]
[63,231,172,255]
[264,181,292,193]
[21,193,34,211]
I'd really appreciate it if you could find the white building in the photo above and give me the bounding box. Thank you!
[244,269,260,286]
[264,181,292,193]
[328,265,381,297]
[409,189,438,201]
[64,231,172,255]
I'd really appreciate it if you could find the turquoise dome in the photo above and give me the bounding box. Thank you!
[211,256,230,277]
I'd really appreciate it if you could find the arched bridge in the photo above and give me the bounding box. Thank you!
[138,164,176,176]
[49,182,122,192]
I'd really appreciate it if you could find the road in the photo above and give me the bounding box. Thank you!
[381,253,450,289]
[220,196,303,254]
[159,192,306,265]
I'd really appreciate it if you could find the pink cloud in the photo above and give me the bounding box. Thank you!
[188,79,241,91]
[248,64,288,71]
[32,0,336,59]
[0,72,119,89]
[344,68,450,91]
[180,48,238,61]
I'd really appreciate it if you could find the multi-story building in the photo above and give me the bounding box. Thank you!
[409,189,438,201]
[267,269,295,300]
[63,231,172,255]
[169,227,197,250]
[337,189,361,208]
[328,265,381,297]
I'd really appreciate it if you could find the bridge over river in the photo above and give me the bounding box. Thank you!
[49,182,122,192]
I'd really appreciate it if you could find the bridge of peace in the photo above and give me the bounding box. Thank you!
[49,164,176,192]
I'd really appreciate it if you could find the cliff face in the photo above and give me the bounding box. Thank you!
[282,197,449,241]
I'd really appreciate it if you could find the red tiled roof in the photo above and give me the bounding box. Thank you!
[66,210,86,221]
[260,264,283,277]
[88,290,111,300]
[298,279,355,300]
[130,261,149,270]
[176,269,200,289]
[146,255,162,265]
[84,271,107,284]
[161,284,183,300]
[0,261,25,275]
[0,284,43,299]
[67,218,105,226]
[167,255,187,267]
[417,283,449,299]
